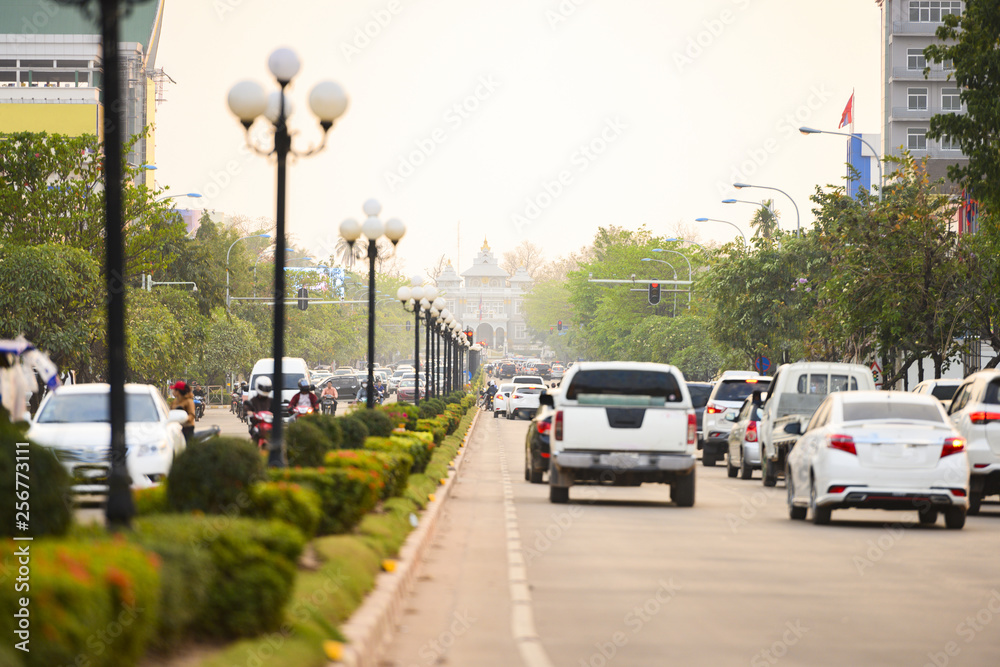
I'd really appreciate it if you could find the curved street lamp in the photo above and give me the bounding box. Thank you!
[733,182,801,234]
[340,199,406,408]
[397,275,427,405]
[799,126,884,201]
[694,218,748,245]
[228,47,349,465]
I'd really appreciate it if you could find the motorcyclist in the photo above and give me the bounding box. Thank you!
[356,380,371,404]
[246,377,274,439]
[288,378,319,413]
[320,381,339,415]
[485,380,498,410]
[169,381,196,443]
[374,378,386,403]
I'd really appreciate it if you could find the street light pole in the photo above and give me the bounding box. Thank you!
[733,183,801,234]
[641,258,679,316]
[694,218,748,244]
[398,277,425,405]
[799,126,884,201]
[228,47,349,464]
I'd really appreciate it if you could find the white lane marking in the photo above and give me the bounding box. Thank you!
[497,429,555,667]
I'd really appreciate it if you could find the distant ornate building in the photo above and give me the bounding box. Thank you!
[436,240,535,356]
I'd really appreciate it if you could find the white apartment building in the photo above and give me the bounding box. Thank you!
[877,0,968,183]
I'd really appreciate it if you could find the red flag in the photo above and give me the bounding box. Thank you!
[838,92,854,129]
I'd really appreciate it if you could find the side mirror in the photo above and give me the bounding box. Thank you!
[168,409,188,424]
[539,393,554,407]
[783,422,802,435]
[724,412,738,422]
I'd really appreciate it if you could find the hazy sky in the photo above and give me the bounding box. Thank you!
[154,0,882,274]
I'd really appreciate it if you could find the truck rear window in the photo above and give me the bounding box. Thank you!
[714,379,771,402]
[566,370,683,402]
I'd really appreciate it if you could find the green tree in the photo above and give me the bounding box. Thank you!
[749,199,781,240]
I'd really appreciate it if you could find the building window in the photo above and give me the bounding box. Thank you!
[907,128,928,150]
[942,88,961,111]
[940,135,960,150]
[907,49,926,70]
[943,58,954,70]
[514,300,523,314]
[907,88,928,110]
[514,323,526,340]
[909,1,963,23]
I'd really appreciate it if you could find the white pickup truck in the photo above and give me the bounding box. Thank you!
[539,362,697,505]
[758,362,876,486]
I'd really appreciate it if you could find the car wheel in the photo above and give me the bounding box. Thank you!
[918,507,939,525]
[524,449,530,481]
[944,506,966,530]
[810,476,831,525]
[740,447,753,480]
[762,457,777,487]
[670,472,696,507]
[787,467,807,520]
[529,463,544,485]
[968,493,982,515]
[550,486,569,504]
[493,410,498,419]
[702,451,716,467]
[726,454,738,478]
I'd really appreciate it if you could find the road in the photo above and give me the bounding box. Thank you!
[382,410,1000,667]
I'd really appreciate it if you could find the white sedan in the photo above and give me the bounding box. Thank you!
[506,385,547,420]
[493,383,515,419]
[786,391,968,529]
[27,383,187,492]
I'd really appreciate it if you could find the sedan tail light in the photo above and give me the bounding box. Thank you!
[941,437,965,457]
[828,434,856,455]
[744,421,758,442]
[706,404,726,414]
[537,420,551,435]
[687,413,697,446]
[554,411,564,441]
[970,411,1000,424]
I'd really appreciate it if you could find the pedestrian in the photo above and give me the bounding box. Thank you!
[169,380,196,444]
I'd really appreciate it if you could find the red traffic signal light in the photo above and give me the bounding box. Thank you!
[648,282,661,305]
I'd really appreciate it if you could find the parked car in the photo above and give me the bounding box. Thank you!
[786,391,968,528]
[946,369,1000,514]
[726,396,765,480]
[912,378,963,412]
[507,385,546,420]
[493,382,516,419]
[541,362,696,505]
[27,383,187,492]
[686,382,713,449]
[701,372,769,467]
[759,362,875,487]
[525,406,554,484]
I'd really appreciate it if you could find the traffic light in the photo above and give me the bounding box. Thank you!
[465,330,474,344]
[297,287,308,311]
[648,282,661,305]
[550,326,555,333]
[557,320,563,331]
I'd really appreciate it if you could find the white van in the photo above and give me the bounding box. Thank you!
[758,362,875,486]
[248,357,312,418]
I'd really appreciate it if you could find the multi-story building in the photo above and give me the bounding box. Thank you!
[0,0,167,185]
[435,240,536,357]
[877,0,968,183]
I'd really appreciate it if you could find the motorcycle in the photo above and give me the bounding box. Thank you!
[321,395,337,416]
[249,411,274,450]
[287,403,315,423]
[193,395,205,421]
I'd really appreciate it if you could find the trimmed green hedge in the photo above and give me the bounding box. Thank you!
[0,417,72,537]
[415,418,446,445]
[324,448,412,500]
[249,481,323,538]
[268,468,380,535]
[133,515,305,639]
[0,538,160,667]
[167,437,264,514]
[350,409,394,438]
[380,403,418,430]
[338,415,370,449]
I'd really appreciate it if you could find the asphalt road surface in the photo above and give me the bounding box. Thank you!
[382,410,1000,667]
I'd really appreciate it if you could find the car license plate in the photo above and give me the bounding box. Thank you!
[875,444,904,459]
[74,466,109,483]
[607,453,641,469]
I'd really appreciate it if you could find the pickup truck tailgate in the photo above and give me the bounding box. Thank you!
[558,404,690,453]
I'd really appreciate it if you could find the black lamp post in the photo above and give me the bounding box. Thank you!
[340,201,406,409]
[397,277,427,405]
[228,48,348,465]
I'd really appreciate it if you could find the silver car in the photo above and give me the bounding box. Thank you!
[726,397,764,480]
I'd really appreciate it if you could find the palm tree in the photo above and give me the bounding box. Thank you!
[750,199,780,239]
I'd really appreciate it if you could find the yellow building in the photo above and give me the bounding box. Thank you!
[0,0,166,182]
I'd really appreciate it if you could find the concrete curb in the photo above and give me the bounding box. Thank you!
[334,408,483,667]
